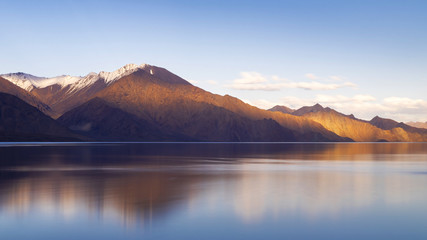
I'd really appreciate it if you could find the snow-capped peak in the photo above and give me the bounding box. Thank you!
[36,75,82,88]
[98,63,144,84]
[1,72,83,91]
[67,63,151,92]
[0,72,46,91]
[1,63,152,92]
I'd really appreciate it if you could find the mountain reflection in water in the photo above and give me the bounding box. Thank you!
[1,143,427,240]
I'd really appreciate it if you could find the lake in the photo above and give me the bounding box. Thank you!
[1,143,427,239]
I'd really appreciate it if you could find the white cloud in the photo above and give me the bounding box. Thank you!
[306,74,347,83]
[380,97,427,121]
[227,83,284,91]
[329,75,343,82]
[283,81,357,91]
[383,97,427,109]
[280,96,316,109]
[234,72,267,84]
[225,72,283,91]
[305,73,318,80]
[244,99,280,109]
[316,94,376,103]
[207,80,218,85]
[353,94,377,102]
[226,72,357,91]
[271,75,287,82]
[188,80,198,85]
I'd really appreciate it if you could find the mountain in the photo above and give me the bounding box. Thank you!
[57,69,338,141]
[268,105,295,114]
[289,103,355,119]
[4,64,308,141]
[84,69,347,141]
[2,63,426,142]
[369,116,400,130]
[1,64,155,118]
[0,65,349,142]
[58,97,298,142]
[292,103,325,116]
[0,76,52,115]
[406,121,427,129]
[57,98,180,141]
[0,72,81,91]
[287,104,427,142]
[369,116,427,134]
[0,92,82,141]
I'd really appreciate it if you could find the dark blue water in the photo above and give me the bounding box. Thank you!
[1,143,427,239]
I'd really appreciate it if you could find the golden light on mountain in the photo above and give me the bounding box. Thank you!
[1,64,427,142]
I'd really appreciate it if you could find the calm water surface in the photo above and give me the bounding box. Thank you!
[1,143,427,239]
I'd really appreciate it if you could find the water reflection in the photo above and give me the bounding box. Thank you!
[0,171,201,227]
[1,143,427,239]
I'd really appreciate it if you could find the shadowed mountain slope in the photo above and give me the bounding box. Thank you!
[58,97,298,142]
[0,77,51,115]
[0,93,82,141]
[30,77,108,119]
[57,98,172,141]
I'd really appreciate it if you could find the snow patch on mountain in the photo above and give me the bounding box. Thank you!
[1,63,152,92]
[37,75,82,88]
[0,73,46,91]
[1,72,82,91]
[67,64,150,92]
[100,63,144,84]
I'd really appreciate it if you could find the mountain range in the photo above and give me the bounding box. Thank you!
[1,63,426,142]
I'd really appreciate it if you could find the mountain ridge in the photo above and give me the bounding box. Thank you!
[270,104,427,142]
[268,105,295,114]
[90,69,348,141]
[1,63,426,142]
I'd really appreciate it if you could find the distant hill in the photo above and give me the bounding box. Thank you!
[369,116,400,130]
[268,105,295,114]
[269,104,427,142]
[370,116,427,134]
[406,121,427,129]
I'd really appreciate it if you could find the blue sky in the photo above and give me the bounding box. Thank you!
[1,0,426,121]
